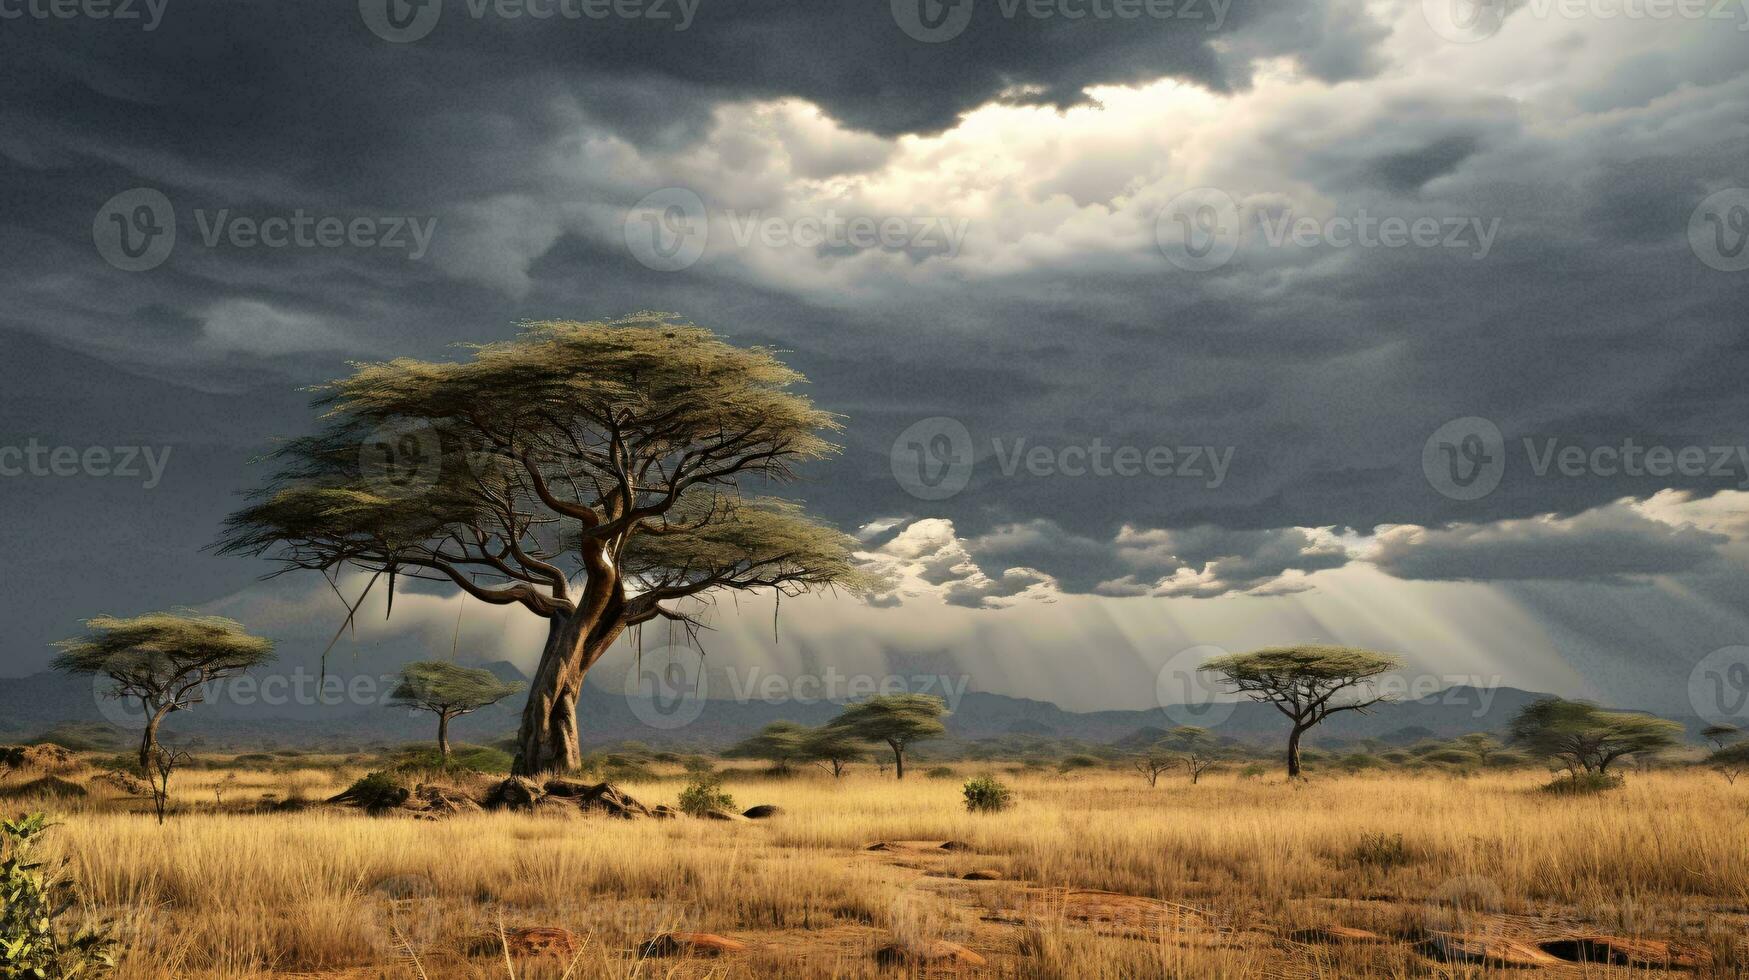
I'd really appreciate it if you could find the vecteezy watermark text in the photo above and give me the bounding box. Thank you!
[0,440,171,489]
[0,0,168,30]
[891,0,1232,44]
[93,188,439,272]
[359,0,699,44]
[890,417,1234,501]
[1424,416,1749,500]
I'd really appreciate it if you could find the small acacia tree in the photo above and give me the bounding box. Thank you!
[52,612,275,773]
[1702,723,1741,750]
[388,661,523,761]
[1710,741,1749,784]
[1133,748,1175,787]
[217,317,876,775]
[1161,725,1219,783]
[1507,697,1683,780]
[1202,645,1402,778]
[724,721,811,773]
[829,694,947,780]
[799,726,864,778]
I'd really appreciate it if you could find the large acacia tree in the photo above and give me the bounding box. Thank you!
[1202,645,1401,778]
[218,317,874,775]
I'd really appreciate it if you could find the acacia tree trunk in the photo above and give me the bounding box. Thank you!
[437,711,453,761]
[1286,724,1308,778]
[514,614,589,776]
[511,552,631,777]
[139,705,172,774]
[889,739,905,779]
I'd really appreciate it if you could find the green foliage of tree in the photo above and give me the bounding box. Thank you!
[1702,723,1741,750]
[1508,697,1683,779]
[724,721,812,772]
[217,316,881,775]
[797,727,865,778]
[388,661,522,761]
[0,814,117,978]
[52,612,275,773]
[828,694,948,779]
[1159,725,1220,783]
[1201,645,1402,778]
[1709,741,1749,784]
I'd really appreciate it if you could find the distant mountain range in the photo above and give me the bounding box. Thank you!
[0,663,1712,753]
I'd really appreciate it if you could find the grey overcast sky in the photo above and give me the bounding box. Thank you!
[2,0,1747,717]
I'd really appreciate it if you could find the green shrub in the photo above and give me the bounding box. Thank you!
[1542,771,1624,794]
[963,774,1014,813]
[335,770,410,812]
[925,766,956,780]
[0,813,117,978]
[1239,763,1268,779]
[676,775,735,817]
[1057,754,1102,772]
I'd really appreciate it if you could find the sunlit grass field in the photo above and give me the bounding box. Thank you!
[9,764,1744,978]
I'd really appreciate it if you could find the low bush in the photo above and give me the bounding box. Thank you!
[963,774,1014,813]
[677,775,735,816]
[1542,771,1624,794]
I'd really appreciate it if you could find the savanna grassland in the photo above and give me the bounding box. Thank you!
[6,759,1748,979]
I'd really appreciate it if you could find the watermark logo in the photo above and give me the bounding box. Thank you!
[359,416,443,497]
[1689,188,1749,273]
[891,417,976,501]
[1422,0,1509,41]
[94,188,437,271]
[624,187,709,272]
[93,188,176,272]
[1155,644,1237,727]
[1423,417,1505,501]
[1155,187,1241,272]
[1690,646,1749,722]
[359,0,443,42]
[891,0,975,41]
[623,645,707,730]
[1425,416,1749,500]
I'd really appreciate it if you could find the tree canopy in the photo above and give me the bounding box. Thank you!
[828,694,948,779]
[53,612,275,771]
[1202,645,1402,778]
[216,316,878,774]
[388,661,523,760]
[1507,697,1683,776]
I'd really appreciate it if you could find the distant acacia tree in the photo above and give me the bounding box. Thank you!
[1455,733,1502,766]
[1702,723,1741,750]
[1133,748,1175,787]
[1711,742,1749,785]
[217,317,876,775]
[799,727,865,778]
[1161,725,1219,783]
[829,694,947,780]
[1507,698,1683,779]
[388,661,522,761]
[52,612,275,773]
[725,721,811,773]
[1202,646,1402,779]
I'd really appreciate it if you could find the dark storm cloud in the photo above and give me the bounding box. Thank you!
[2,0,1748,681]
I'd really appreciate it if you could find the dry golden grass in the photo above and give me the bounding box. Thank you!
[12,766,1749,978]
